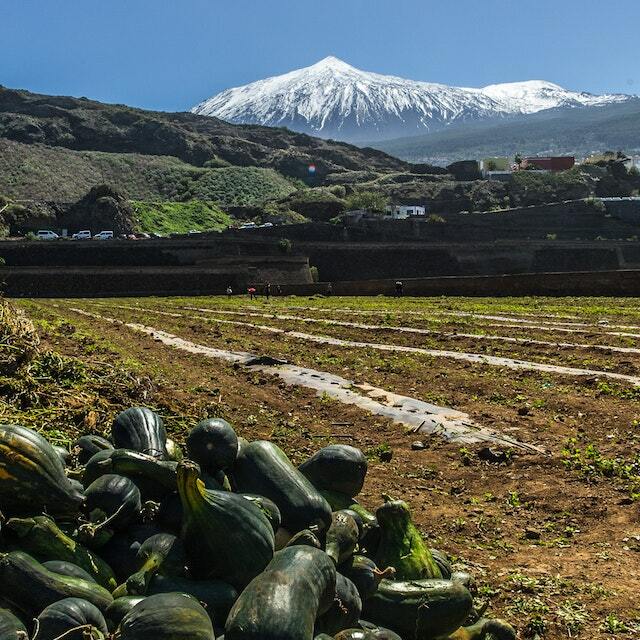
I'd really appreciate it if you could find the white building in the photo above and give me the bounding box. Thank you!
[385,205,426,219]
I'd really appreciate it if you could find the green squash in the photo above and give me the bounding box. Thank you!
[0,424,84,516]
[340,556,395,601]
[147,575,238,624]
[239,494,281,533]
[105,596,146,632]
[83,449,178,500]
[36,597,108,640]
[4,516,116,590]
[299,445,368,498]
[0,608,27,640]
[431,548,453,579]
[113,533,186,597]
[373,497,441,580]
[362,578,473,640]
[178,461,274,588]
[325,510,359,565]
[315,573,362,636]
[42,560,97,583]
[186,418,238,473]
[447,618,516,640]
[0,551,113,618]
[232,440,332,534]
[74,434,113,465]
[118,593,215,640]
[112,407,168,459]
[285,529,321,549]
[225,546,336,640]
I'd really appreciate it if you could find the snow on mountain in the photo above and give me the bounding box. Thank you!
[191,57,634,142]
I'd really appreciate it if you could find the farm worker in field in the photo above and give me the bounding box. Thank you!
[276,284,282,295]
[248,287,257,300]
[395,281,403,296]
[264,282,271,299]
[226,285,233,297]
[326,283,333,296]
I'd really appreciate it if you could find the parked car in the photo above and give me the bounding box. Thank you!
[239,222,257,230]
[72,230,92,240]
[93,230,114,240]
[36,230,59,240]
[259,222,274,228]
[135,232,150,239]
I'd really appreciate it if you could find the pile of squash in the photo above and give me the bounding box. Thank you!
[0,408,515,640]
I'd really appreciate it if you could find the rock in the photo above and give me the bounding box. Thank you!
[411,441,426,451]
[524,528,541,540]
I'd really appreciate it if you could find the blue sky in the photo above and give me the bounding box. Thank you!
[2,0,639,111]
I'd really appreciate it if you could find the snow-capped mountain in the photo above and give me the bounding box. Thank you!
[191,57,633,143]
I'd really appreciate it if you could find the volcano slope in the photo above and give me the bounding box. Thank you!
[17,294,640,639]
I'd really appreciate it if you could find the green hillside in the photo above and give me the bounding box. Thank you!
[0,139,297,205]
[132,200,232,235]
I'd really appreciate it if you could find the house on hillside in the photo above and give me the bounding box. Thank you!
[522,156,575,171]
[385,204,426,219]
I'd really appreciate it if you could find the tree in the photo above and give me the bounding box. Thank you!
[344,191,389,213]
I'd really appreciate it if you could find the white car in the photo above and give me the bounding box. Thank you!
[72,230,92,240]
[93,230,114,240]
[239,223,257,230]
[36,230,59,240]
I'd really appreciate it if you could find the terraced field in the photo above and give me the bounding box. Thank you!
[17,295,640,638]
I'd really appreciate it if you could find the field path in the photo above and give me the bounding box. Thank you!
[70,307,541,451]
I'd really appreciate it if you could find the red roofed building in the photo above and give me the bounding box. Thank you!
[523,156,575,171]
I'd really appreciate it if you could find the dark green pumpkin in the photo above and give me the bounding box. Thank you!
[53,444,71,466]
[112,407,168,459]
[225,546,336,640]
[74,434,114,465]
[82,474,142,544]
[147,575,238,623]
[239,494,281,533]
[0,608,27,640]
[299,445,368,498]
[0,424,84,516]
[119,593,215,640]
[315,573,362,636]
[178,461,274,588]
[285,528,321,549]
[373,498,441,580]
[362,578,473,640]
[105,596,145,631]
[232,440,332,534]
[4,516,116,590]
[186,418,238,473]
[0,551,113,618]
[42,560,97,583]
[430,548,452,579]
[36,597,108,640]
[326,511,359,565]
[358,621,404,639]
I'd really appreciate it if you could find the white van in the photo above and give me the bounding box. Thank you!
[36,230,59,240]
[93,230,114,240]
[72,230,92,240]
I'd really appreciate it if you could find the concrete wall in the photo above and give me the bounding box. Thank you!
[263,270,640,298]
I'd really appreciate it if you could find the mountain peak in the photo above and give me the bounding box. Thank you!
[191,61,635,143]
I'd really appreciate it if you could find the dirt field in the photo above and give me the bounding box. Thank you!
[16,295,640,639]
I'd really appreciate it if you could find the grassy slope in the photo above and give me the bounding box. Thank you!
[132,200,232,235]
[0,139,297,205]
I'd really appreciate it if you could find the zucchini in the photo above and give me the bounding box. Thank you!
[299,445,368,498]
[232,440,332,534]
[119,593,215,640]
[362,578,473,640]
[0,551,113,617]
[0,424,84,516]
[4,516,116,590]
[225,546,336,640]
[36,597,108,640]
[373,497,441,580]
[178,461,274,587]
[112,406,168,459]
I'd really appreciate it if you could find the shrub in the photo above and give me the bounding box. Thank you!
[345,191,388,213]
[309,266,319,282]
[426,214,446,224]
[278,238,292,254]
